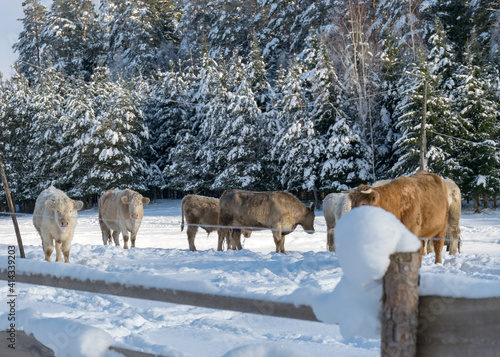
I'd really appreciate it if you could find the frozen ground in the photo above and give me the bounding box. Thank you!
[1,198,500,356]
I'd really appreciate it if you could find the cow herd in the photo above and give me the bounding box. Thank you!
[33,170,460,265]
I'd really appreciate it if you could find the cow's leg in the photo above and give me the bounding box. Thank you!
[217,229,227,251]
[226,231,232,250]
[54,240,63,262]
[327,226,335,252]
[62,239,71,263]
[272,229,286,254]
[447,225,461,255]
[112,231,120,246]
[131,232,137,248]
[100,220,111,245]
[123,231,130,249]
[433,231,446,264]
[187,226,198,251]
[42,236,53,262]
[279,234,286,254]
[231,229,243,250]
[216,229,231,251]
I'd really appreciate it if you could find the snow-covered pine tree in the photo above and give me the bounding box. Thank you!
[165,59,210,192]
[145,63,186,172]
[206,0,256,59]
[271,57,326,194]
[54,76,97,198]
[41,0,99,78]
[13,0,48,83]
[391,45,452,177]
[453,38,499,207]
[31,67,68,194]
[100,0,178,78]
[81,67,149,195]
[300,31,372,191]
[424,18,458,179]
[0,73,38,201]
[373,31,405,179]
[196,53,231,189]
[212,52,263,190]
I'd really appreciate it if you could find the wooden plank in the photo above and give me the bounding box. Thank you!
[381,251,420,357]
[0,330,55,357]
[0,269,320,322]
[417,296,500,357]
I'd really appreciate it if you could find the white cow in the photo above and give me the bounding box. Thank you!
[33,186,84,262]
[99,189,150,249]
[323,193,352,252]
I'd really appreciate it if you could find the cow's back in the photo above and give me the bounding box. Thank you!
[99,190,125,230]
[388,172,448,237]
[220,190,301,228]
[323,193,345,228]
[182,195,220,231]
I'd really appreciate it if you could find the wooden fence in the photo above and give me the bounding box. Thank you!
[2,251,500,357]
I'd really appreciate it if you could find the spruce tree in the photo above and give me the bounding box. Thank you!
[13,0,48,83]
[41,0,99,78]
[453,40,499,205]
[212,53,263,190]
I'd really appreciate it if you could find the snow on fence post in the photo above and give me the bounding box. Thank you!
[381,251,420,356]
[0,152,25,258]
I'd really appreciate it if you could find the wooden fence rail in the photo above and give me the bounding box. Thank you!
[0,268,318,322]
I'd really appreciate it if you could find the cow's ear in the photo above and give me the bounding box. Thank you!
[45,200,56,210]
[310,202,315,211]
[74,200,84,211]
[121,196,129,204]
[142,197,151,205]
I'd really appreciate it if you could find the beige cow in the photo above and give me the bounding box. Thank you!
[33,186,84,262]
[323,193,351,252]
[99,189,150,249]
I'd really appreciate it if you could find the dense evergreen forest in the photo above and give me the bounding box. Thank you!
[1,0,499,211]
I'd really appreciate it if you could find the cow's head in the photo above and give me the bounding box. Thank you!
[121,194,150,221]
[45,198,84,229]
[302,203,315,234]
[349,185,381,208]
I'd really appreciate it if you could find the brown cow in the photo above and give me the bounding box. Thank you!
[219,189,315,254]
[349,171,448,264]
[99,189,150,249]
[181,194,251,251]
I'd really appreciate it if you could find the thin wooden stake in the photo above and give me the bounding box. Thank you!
[0,152,25,258]
[381,251,420,356]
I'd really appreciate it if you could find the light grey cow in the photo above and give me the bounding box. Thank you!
[99,189,150,249]
[33,186,84,262]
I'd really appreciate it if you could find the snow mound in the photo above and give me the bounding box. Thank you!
[312,206,421,339]
[1,308,116,357]
[222,343,314,357]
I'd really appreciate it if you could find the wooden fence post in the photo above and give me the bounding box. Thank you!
[381,251,420,356]
[0,152,25,258]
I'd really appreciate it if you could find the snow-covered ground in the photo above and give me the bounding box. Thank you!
[1,199,500,356]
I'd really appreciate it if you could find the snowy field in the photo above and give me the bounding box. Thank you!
[1,198,500,356]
